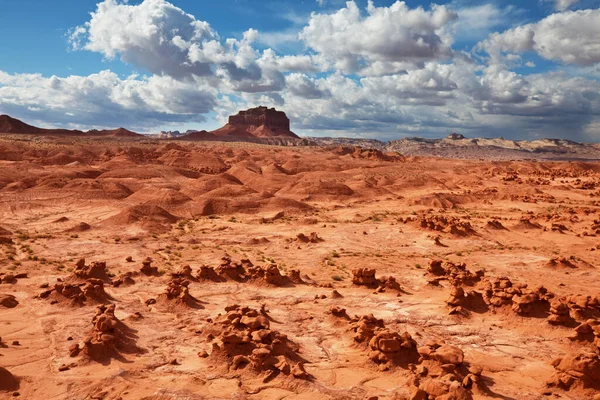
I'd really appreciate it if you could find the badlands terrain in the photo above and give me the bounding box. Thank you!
[0,134,600,400]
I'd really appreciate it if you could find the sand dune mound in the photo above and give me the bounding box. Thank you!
[62,181,133,199]
[101,205,179,232]
[125,187,192,210]
[65,222,92,232]
[194,195,311,216]
[159,151,229,174]
[512,217,543,230]
[97,166,171,180]
[181,174,243,198]
[281,180,355,200]
[486,219,507,230]
[104,204,177,225]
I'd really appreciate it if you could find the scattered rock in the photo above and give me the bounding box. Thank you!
[0,294,18,308]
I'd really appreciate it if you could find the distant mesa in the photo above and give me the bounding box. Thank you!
[180,106,299,141]
[0,114,142,137]
[447,132,465,140]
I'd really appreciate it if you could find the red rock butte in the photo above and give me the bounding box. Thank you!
[210,106,299,139]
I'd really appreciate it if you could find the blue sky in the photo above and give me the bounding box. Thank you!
[1,0,600,140]
[0,0,562,76]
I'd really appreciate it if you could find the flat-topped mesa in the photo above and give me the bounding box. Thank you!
[207,106,300,139]
[228,106,290,130]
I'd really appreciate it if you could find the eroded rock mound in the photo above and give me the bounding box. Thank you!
[140,257,159,276]
[349,314,418,370]
[445,286,486,315]
[352,268,402,293]
[296,232,324,243]
[112,272,136,287]
[70,304,141,361]
[336,312,479,398]
[38,278,111,305]
[171,265,196,281]
[547,351,600,393]
[428,260,484,286]
[205,305,309,382]
[419,215,476,236]
[71,259,111,282]
[568,319,600,350]
[548,299,574,325]
[156,278,200,309]
[479,277,553,316]
[412,340,480,400]
[199,257,303,286]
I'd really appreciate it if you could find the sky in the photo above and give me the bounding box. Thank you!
[1,0,600,140]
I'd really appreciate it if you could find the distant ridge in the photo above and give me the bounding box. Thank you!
[0,114,142,137]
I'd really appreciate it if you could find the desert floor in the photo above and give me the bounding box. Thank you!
[0,137,599,400]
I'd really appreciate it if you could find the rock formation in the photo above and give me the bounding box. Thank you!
[352,268,402,293]
[205,305,309,381]
[207,107,299,139]
[70,304,140,361]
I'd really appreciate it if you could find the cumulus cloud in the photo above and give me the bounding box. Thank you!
[0,70,216,130]
[300,1,457,75]
[479,9,600,66]
[69,0,276,89]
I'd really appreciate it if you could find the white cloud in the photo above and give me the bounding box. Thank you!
[479,9,600,66]
[451,3,520,42]
[552,0,579,11]
[69,0,276,89]
[0,70,217,130]
[300,0,457,75]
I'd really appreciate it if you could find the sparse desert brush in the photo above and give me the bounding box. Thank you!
[17,233,30,241]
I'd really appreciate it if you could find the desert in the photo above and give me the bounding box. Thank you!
[1,123,600,399]
[3,0,600,398]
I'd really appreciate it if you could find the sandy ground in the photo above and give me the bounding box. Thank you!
[0,137,599,400]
